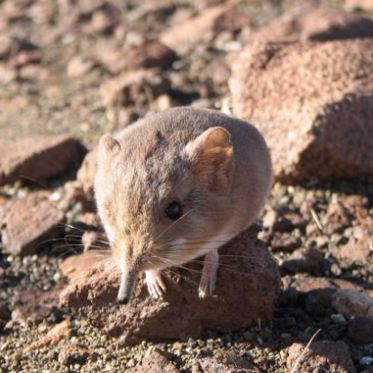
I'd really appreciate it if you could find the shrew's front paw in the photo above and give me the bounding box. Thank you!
[145,270,166,299]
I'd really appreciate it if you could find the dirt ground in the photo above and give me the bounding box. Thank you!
[0,0,372,372]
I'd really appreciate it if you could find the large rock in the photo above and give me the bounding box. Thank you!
[159,1,250,54]
[100,41,177,75]
[253,5,373,42]
[0,192,65,256]
[100,69,170,108]
[287,340,356,373]
[333,288,373,318]
[230,39,373,183]
[0,134,87,186]
[59,227,280,345]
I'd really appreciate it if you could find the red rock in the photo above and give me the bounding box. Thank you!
[9,49,41,68]
[199,352,254,373]
[76,148,97,201]
[59,250,112,282]
[293,275,365,293]
[101,41,177,75]
[336,234,372,262]
[11,286,61,325]
[0,63,16,84]
[18,64,49,81]
[0,134,87,186]
[253,5,373,42]
[128,348,180,373]
[345,0,373,12]
[58,344,95,366]
[89,9,115,34]
[0,192,65,256]
[281,248,324,274]
[100,69,170,108]
[59,228,280,345]
[160,2,236,53]
[67,56,95,77]
[23,319,72,353]
[333,288,373,318]
[287,340,356,373]
[0,34,12,58]
[230,39,373,183]
[348,316,373,344]
[270,232,301,252]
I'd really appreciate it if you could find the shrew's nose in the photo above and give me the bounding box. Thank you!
[117,268,137,305]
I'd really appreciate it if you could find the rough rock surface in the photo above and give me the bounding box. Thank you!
[76,148,97,201]
[230,39,373,183]
[286,340,356,373]
[59,227,280,345]
[0,192,65,256]
[345,0,373,12]
[333,288,373,318]
[253,5,373,42]
[160,1,242,54]
[198,352,255,373]
[100,68,170,108]
[127,348,180,373]
[0,134,87,186]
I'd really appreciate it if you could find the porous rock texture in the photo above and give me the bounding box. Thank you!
[59,227,280,345]
[0,192,65,256]
[0,134,87,186]
[252,5,373,42]
[230,38,373,183]
[287,340,356,373]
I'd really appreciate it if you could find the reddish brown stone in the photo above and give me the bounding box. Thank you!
[281,248,324,274]
[9,49,41,68]
[128,348,180,373]
[59,250,111,282]
[59,228,280,345]
[160,2,241,54]
[0,192,65,256]
[345,0,373,12]
[76,148,97,201]
[287,340,356,373]
[253,5,373,42]
[100,69,170,108]
[58,344,94,366]
[101,41,177,75]
[230,39,373,183]
[11,286,62,325]
[23,319,72,353]
[336,235,372,262]
[0,134,87,186]
[199,352,254,373]
[293,275,365,293]
[333,288,373,318]
[67,56,95,77]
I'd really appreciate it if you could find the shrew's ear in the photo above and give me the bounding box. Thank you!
[98,134,121,160]
[185,127,234,193]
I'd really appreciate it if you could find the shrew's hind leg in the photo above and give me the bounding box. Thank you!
[198,250,219,299]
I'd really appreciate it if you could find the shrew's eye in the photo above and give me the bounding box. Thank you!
[165,201,183,220]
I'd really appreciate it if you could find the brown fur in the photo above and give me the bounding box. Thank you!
[94,107,272,301]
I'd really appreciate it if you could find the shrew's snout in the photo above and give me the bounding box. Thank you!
[117,269,138,304]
